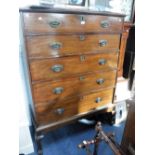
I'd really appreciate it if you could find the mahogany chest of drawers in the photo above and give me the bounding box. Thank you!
[20,8,124,155]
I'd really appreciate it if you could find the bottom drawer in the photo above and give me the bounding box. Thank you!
[35,88,114,125]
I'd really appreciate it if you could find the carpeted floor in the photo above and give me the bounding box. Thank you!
[29,120,125,155]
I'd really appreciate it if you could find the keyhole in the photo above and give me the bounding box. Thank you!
[80,16,85,25]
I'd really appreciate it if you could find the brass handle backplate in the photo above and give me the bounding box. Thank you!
[95,97,103,103]
[99,40,107,47]
[79,76,85,81]
[51,64,63,72]
[50,42,62,50]
[96,78,105,85]
[49,21,60,28]
[98,59,106,65]
[80,55,86,61]
[54,108,64,115]
[79,35,85,41]
[100,21,109,28]
[53,87,64,94]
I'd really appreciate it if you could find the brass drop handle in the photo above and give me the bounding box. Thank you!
[80,55,86,61]
[98,59,106,65]
[79,76,85,81]
[51,64,64,72]
[79,35,85,41]
[49,20,60,28]
[99,40,107,47]
[100,21,109,28]
[53,87,64,94]
[95,97,103,103]
[96,78,105,85]
[54,108,64,115]
[49,42,62,50]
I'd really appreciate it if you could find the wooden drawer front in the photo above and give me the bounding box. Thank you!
[33,70,116,103]
[27,34,120,58]
[35,88,114,125]
[30,52,118,81]
[23,13,123,34]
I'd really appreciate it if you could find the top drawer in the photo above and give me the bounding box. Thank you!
[23,13,123,34]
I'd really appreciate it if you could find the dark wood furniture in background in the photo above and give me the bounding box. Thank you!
[20,8,124,154]
[121,100,135,154]
[123,25,135,92]
[118,22,134,77]
[117,0,135,77]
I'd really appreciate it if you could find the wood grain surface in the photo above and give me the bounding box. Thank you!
[32,70,116,103]
[26,34,120,58]
[23,13,123,34]
[30,52,118,81]
[35,88,114,125]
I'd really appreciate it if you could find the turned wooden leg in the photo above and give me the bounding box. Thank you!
[93,134,99,155]
[35,133,44,155]
[93,141,99,155]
